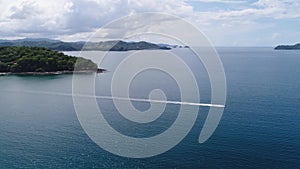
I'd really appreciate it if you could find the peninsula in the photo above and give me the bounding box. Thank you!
[274,43,300,50]
[0,46,104,75]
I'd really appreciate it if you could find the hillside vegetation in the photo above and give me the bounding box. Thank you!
[0,46,97,73]
[0,38,171,51]
[274,43,300,50]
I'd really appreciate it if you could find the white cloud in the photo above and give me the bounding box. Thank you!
[0,0,194,39]
[0,0,73,38]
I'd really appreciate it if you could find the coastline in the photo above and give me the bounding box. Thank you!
[0,69,107,76]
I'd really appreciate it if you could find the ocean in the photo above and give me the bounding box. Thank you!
[0,47,299,168]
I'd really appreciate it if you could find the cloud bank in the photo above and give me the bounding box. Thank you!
[0,0,299,46]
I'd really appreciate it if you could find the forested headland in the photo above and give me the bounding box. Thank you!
[0,46,99,74]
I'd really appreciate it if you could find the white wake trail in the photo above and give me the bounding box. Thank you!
[1,90,225,108]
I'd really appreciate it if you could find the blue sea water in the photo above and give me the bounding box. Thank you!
[0,47,299,168]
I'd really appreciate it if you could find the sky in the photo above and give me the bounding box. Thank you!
[0,0,299,46]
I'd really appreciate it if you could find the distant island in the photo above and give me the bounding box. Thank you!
[0,38,171,51]
[0,46,104,75]
[274,43,300,50]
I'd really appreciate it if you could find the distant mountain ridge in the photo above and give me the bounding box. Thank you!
[0,38,171,51]
[274,43,300,50]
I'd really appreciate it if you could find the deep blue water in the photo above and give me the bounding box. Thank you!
[0,48,300,168]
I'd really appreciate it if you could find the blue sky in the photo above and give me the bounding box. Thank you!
[0,0,299,46]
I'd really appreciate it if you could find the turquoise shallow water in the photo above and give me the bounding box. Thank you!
[0,48,299,168]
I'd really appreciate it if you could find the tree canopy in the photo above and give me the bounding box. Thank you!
[0,46,98,73]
